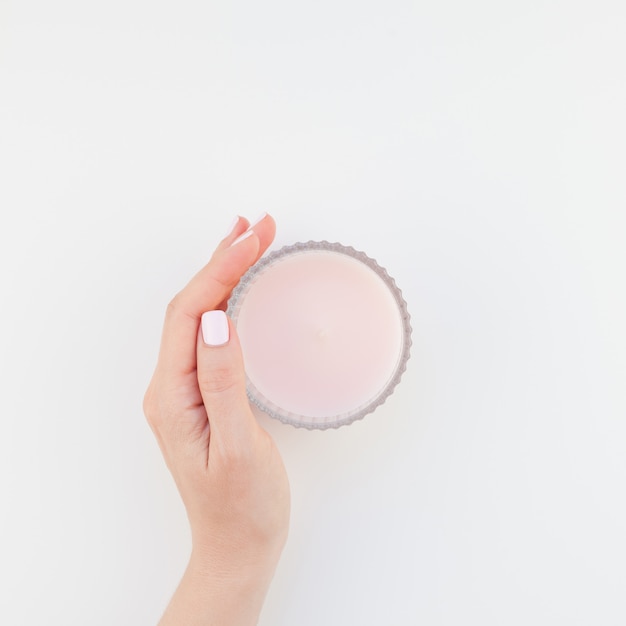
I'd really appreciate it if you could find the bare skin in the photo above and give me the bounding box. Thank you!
[143,214,290,626]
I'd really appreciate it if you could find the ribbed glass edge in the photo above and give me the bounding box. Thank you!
[227,241,413,430]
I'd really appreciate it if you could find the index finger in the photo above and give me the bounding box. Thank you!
[157,214,276,379]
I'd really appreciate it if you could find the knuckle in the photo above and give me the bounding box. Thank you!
[142,385,157,423]
[198,365,240,396]
[165,293,183,320]
[142,383,168,430]
[166,292,197,328]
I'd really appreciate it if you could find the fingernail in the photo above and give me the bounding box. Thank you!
[249,211,268,228]
[201,310,230,346]
[224,215,240,238]
[229,229,255,247]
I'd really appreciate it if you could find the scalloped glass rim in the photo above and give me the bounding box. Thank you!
[227,241,412,430]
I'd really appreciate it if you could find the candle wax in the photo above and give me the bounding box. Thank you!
[235,249,404,419]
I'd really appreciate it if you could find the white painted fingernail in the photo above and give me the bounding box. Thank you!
[201,310,230,346]
[229,229,255,247]
[224,215,240,238]
[249,212,268,228]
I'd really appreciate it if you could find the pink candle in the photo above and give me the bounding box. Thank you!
[228,242,411,429]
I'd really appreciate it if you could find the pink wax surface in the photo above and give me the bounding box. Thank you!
[235,249,404,419]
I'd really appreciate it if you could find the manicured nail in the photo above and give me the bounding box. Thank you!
[249,212,268,228]
[224,215,240,238]
[201,310,230,346]
[229,229,255,247]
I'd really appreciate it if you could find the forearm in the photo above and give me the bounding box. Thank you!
[158,553,275,626]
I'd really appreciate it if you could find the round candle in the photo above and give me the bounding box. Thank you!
[228,242,411,429]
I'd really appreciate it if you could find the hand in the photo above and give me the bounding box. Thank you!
[143,214,290,626]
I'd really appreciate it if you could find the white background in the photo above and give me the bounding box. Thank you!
[1,1,625,624]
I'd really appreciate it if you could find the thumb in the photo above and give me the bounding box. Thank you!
[197,310,256,447]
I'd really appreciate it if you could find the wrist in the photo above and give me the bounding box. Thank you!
[189,523,286,581]
[188,544,279,588]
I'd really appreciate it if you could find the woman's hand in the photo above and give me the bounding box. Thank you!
[143,214,290,626]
